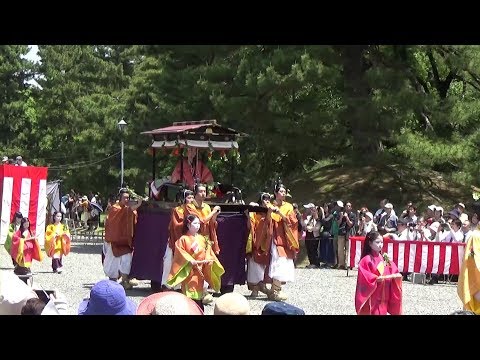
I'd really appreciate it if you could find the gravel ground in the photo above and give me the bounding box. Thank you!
[0,240,464,315]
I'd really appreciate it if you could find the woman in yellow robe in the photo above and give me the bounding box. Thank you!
[45,211,71,273]
[167,214,225,311]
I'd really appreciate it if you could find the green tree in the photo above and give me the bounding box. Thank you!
[0,45,37,158]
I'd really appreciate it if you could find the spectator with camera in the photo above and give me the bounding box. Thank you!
[413,217,433,241]
[377,203,398,235]
[400,204,418,225]
[318,202,335,268]
[434,221,454,242]
[302,203,322,268]
[433,206,446,223]
[335,201,356,270]
[388,217,416,241]
[373,199,391,224]
[357,211,377,236]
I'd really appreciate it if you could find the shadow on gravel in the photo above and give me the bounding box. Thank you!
[125,288,152,297]
[82,283,97,289]
[69,244,102,255]
[247,296,271,302]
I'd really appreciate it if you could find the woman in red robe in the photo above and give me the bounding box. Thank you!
[11,217,43,277]
[355,231,403,315]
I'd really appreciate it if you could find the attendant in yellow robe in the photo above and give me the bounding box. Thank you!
[458,219,480,314]
[167,214,224,311]
[45,211,71,273]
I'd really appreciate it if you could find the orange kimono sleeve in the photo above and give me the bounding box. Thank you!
[45,225,56,257]
[167,236,195,288]
[61,225,71,256]
[168,206,185,250]
[283,208,299,251]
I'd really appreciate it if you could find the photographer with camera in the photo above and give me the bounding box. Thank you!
[357,211,377,236]
[302,203,322,268]
[377,203,398,235]
[336,201,356,270]
[434,222,453,242]
[400,204,418,225]
[388,217,416,241]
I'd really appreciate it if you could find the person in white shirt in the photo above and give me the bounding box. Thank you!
[302,203,322,268]
[358,211,377,236]
[15,156,27,167]
[388,218,415,241]
[450,219,465,243]
[435,222,453,242]
[456,203,469,223]
[462,220,473,243]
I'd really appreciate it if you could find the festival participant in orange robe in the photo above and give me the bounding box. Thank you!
[246,193,273,298]
[258,181,299,301]
[184,184,221,255]
[170,147,213,190]
[167,214,225,311]
[183,183,221,303]
[161,190,195,290]
[11,217,43,278]
[104,189,142,290]
[355,231,403,315]
[45,211,71,273]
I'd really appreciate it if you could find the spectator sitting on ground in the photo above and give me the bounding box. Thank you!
[2,156,8,164]
[213,292,250,315]
[78,279,137,315]
[136,291,204,315]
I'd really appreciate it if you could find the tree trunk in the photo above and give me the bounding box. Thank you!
[338,45,382,155]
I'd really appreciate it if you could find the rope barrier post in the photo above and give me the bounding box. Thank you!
[346,236,350,277]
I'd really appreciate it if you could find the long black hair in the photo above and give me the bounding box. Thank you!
[183,190,194,203]
[52,211,64,223]
[361,231,382,259]
[257,192,271,204]
[182,214,199,235]
[273,178,287,195]
[20,217,31,236]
